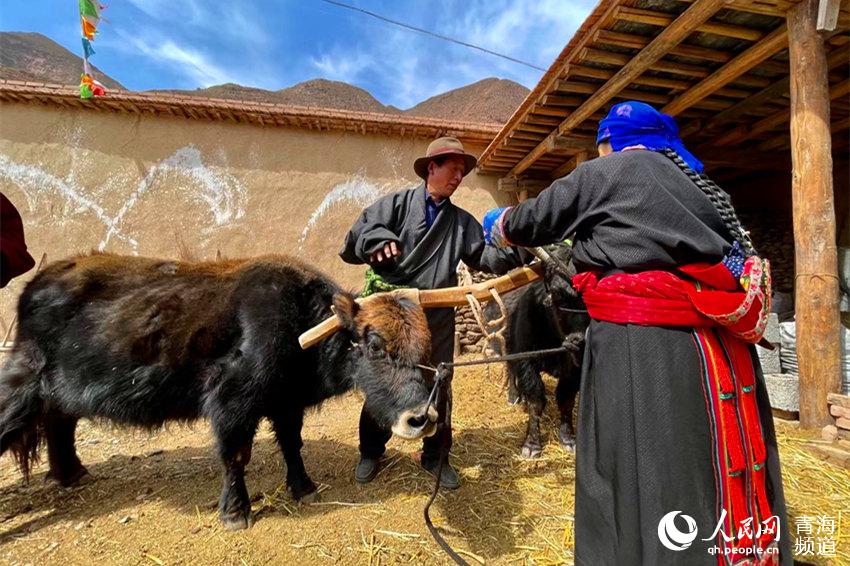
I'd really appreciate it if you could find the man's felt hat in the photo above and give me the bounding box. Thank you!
[413,136,478,181]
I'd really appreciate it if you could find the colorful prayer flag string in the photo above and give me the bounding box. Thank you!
[78,0,106,98]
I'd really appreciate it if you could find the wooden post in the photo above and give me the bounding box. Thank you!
[788,0,841,428]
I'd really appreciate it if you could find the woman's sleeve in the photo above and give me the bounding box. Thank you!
[503,165,594,248]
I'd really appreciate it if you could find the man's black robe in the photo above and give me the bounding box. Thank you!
[340,183,527,458]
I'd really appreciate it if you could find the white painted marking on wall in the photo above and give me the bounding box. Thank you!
[297,172,411,249]
[0,145,246,254]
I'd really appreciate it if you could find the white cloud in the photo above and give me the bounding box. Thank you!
[104,23,284,90]
[125,0,172,20]
[125,0,269,45]
[300,0,594,108]
[310,51,373,84]
[111,29,237,87]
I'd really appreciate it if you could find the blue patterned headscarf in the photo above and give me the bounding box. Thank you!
[596,101,704,173]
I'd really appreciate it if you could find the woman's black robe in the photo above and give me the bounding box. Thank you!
[502,150,791,566]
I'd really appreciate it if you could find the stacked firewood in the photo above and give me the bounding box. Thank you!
[824,394,850,444]
[738,210,794,293]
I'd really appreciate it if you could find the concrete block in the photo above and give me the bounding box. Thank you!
[764,373,799,412]
[762,313,780,344]
[757,345,781,374]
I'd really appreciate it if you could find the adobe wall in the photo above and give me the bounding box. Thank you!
[0,103,513,327]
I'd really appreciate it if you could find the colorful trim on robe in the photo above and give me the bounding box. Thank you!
[693,328,780,565]
[571,253,780,564]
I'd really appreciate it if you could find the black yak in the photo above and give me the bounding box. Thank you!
[0,253,438,530]
[487,244,588,458]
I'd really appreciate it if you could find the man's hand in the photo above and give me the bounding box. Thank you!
[369,241,402,264]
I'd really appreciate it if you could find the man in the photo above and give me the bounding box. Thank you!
[339,136,528,488]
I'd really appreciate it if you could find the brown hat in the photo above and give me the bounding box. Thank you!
[413,137,478,181]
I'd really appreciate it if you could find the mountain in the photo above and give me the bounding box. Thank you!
[405,78,530,124]
[0,32,531,124]
[154,79,401,114]
[157,78,529,123]
[0,32,124,89]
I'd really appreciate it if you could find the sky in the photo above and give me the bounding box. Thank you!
[0,0,596,109]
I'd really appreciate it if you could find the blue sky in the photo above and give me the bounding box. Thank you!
[0,1,596,109]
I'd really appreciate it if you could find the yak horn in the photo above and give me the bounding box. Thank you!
[298,263,544,349]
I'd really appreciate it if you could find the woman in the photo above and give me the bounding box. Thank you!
[483,102,790,565]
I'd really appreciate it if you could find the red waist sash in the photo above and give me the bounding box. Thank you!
[573,257,780,564]
[571,256,771,344]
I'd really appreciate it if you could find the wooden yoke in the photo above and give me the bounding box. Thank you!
[298,263,544,349]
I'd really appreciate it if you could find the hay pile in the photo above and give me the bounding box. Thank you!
[775,421,850,566]
[0,361,848,565]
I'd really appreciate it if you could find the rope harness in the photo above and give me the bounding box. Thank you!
[416,343,579,566]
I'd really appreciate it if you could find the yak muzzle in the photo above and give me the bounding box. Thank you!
[391,403,439,440]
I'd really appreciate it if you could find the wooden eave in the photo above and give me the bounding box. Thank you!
[0,81,502,145]
[477,0,850,180]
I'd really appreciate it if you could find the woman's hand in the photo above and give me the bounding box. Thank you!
[482,207,513,248]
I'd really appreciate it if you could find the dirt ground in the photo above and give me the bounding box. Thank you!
[0,361,848,565]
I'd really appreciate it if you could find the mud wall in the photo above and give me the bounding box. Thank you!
[0,103,514,326]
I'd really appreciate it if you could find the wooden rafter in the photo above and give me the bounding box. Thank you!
[550,151,591,179]
[612,6,764,41]
[662,26,789,116]
[713,76,850,146]
[507,0,730,177]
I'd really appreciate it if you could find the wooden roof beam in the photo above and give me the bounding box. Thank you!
[476,0,626,167]
[508,0,734,176]
[662,26,789,116]
[705,76,790,126]
[593,29,732,63]
[550,151,590,179]
[694,43,849,130]
[531,105,577,117]
[580,48,776,89]
[570,64,693,90]
[713,77,850,146]
[541,94,586,107]
[547,136,598,153]
[612,6,764,41]
[580,48,710,78]
[688,0,794,17]
[497,177,552,193]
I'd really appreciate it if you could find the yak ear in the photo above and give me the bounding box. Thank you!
[332,292,360,331]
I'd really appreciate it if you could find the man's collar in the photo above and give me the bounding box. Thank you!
[424,186,449,207]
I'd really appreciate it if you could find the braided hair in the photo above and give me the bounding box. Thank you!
[661,148,756,257]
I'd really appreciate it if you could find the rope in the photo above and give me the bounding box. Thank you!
[419,344,572,566]
[458,264,509,358]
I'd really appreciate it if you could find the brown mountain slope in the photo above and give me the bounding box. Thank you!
[405,78,529,124]
[0,33,527,124]
[277,79,400,113]
[149,83,284,105]
[154,79,400,114]
[0,32,124,89]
